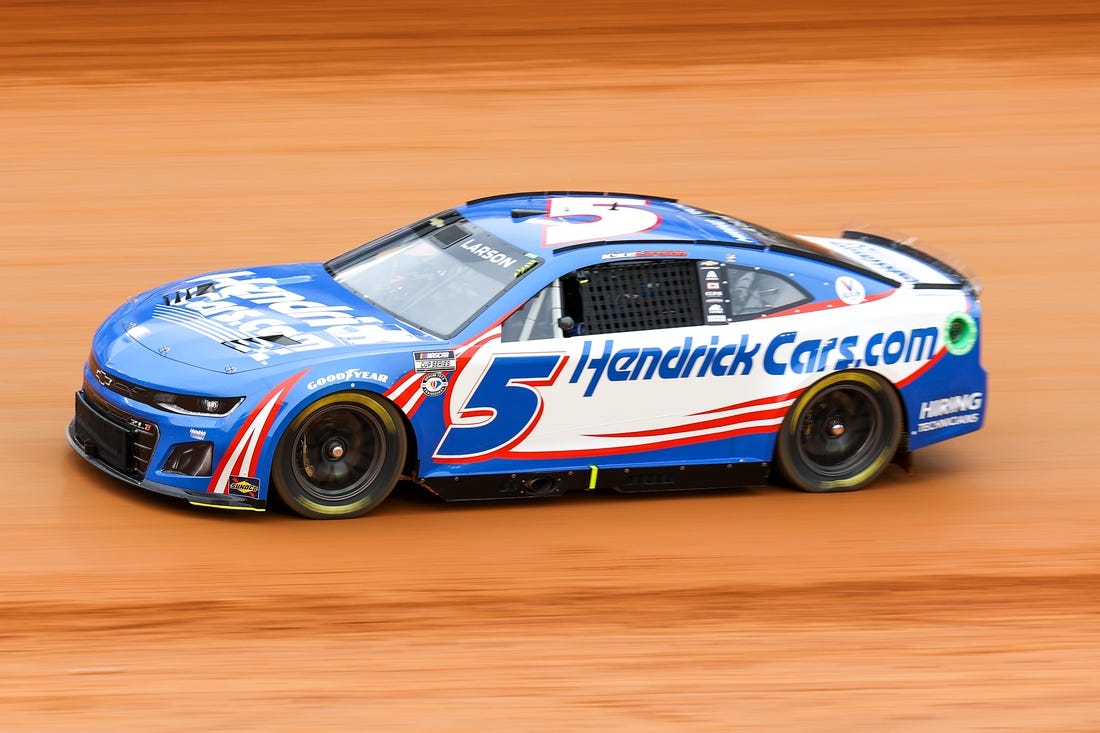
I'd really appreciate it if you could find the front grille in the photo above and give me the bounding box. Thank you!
[75,385,159,479]
[91,362,155,404]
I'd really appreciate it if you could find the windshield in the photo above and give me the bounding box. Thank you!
[328,214,541,337]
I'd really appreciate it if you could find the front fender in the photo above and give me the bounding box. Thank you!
[223,354,418,503]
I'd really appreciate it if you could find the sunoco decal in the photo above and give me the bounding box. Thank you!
[227,475,260,497]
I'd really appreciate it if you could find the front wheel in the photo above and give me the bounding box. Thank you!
[776,371,901,493]
[272,392,407,519]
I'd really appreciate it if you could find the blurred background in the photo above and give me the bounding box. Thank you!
[2,1,1099,730]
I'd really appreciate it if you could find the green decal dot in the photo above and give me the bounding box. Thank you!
[944,312,977,356]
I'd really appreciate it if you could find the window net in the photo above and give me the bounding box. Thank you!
[577,260,704,335]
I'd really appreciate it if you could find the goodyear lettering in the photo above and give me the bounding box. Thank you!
[459,241,517,269]
[307,368,389,390]
[571,327,938,396]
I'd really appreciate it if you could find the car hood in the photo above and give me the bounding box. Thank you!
[114,263,434,373]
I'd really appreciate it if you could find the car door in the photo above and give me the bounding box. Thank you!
[431,255,803,470]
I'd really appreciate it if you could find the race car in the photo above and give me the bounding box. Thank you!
[68,192,987,519]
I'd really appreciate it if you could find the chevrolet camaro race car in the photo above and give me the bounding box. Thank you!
[69,192,987,519]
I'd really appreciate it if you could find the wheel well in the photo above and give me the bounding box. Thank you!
[392,400,421,480]
[887,378,911,467]
[349,389,420,480]
[772,369,909,462]
[277,388,421,481]
[772,368,907,493]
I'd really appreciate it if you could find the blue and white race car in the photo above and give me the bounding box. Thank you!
[69,192,986,518]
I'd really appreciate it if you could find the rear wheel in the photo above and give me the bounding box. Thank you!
[776,371,901,493]
[272,392,407,519]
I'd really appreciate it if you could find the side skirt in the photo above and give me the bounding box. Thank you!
[420,461,771,502]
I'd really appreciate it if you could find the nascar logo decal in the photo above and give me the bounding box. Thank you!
[208,370,307,494]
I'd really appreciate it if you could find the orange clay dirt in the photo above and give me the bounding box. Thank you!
[1,2,1099,730]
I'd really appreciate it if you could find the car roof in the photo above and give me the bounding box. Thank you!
[456,191,762,255]
[450,192,902,287]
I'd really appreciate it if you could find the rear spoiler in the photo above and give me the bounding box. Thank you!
[841,230,983,297]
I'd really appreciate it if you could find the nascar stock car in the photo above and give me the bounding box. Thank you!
[69,192,986,519]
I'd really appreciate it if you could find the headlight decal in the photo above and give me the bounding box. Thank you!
[153,392,244,416]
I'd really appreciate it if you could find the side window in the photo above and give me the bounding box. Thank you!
[726,266,809,318]
[501,259,807,342]
[502,259,706,341]
[568,259,704,335]
[501,285,557,342]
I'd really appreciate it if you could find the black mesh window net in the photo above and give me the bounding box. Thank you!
[576,260,705,335]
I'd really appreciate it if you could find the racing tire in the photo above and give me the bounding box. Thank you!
[272,392,407,519]
[776,371,901,493]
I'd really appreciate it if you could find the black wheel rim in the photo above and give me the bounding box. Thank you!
[290,404,385,502]
[795,383,882,477]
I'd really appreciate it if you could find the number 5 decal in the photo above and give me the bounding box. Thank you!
[435,353,567,462]
[543,197,660,248]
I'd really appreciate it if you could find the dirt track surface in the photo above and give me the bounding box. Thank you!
[3,2,1099,730]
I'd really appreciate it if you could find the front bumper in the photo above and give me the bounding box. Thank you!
[68,389,265,511]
